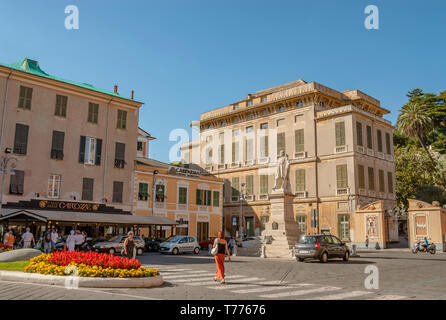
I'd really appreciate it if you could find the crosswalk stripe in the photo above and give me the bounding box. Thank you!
[163,273,216,280]
[231,283,313,294]
[209,280,288,291]
[170,275,245,283]
[187,276,261,286]
[310,291,372,300]
[260,286,341,298]
[367,295,406,300]
[161,270,208,275]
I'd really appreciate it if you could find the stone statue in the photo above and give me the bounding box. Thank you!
[273,150,291,193]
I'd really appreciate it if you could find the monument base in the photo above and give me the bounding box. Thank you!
[263,190,301,258]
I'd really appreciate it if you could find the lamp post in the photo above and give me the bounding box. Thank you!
[239,182,246,242]
[0,148,17,214]
[150,170,159,238]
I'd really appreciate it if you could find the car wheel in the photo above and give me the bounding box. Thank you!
[297,258,304,262]
[108,248,115,255]
[320,251,328,263]
[172,248,179,255]
[194,247,200,254]
[343,251,350,262]
[137,248,144,256]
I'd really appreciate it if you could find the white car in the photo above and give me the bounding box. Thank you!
[159,236,201,255]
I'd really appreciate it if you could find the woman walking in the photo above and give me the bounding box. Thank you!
[212,231,231,284]
[123,231,136,259]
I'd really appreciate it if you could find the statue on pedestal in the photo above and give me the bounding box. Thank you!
[272,151,291,193]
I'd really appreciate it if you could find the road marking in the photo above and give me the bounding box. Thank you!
[231,283,313,294]
[161,270,208,275]
[163,273,216,280]
[208,280,287,290]
[260,286,341,298]
[367,295,407,300]
[187,277,263,286]
[310,291,373,300]
[170,275,245,283]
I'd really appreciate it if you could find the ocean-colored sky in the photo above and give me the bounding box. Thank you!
[1,0,445,162]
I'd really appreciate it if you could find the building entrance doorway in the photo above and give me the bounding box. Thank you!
[245,216,255,237]
[197,222,209,242]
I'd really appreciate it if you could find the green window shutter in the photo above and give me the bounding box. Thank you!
[260,175,268,194]
[356,122,363,147]
[206,190,212,206]
[219,144,225,164]
[336,165,347,189]
[379,170,385,192]
[231,177,239,197]
[213,191,220,207]
[335,122,345,147]
[358,165,365,189]
[261,136,269,157]
[368,167,375,190]
[385,133,391,154]
[178,187,187,204]
[196,189,201,205]
[295,129,304,152]
[277,132,285,154]
[295,169,305,191]
[366,126,372,149]
[387,172,393,194]
[377,130,383,152]
[246,175,253,195]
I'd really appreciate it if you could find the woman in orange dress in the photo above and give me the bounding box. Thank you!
[212,231,231,284]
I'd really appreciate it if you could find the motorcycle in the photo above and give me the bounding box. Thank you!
[145,238,161,252]
[412,241,436,254]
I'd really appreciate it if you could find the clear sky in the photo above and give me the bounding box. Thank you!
[1,0,445,162]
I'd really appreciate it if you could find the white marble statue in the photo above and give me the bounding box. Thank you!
[273,150,291,193]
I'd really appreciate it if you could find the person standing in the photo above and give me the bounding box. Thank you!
[20,228,35,248]
[212,231,231,284]
[365,235,369,250]
[74,230,84,251]
[228,237,234,256]
[50,228,59,252]
[3,230,9,245]
[66,230,76,252]
[123,231,136,259]
[6,231,15,249]
[43,229,52,253]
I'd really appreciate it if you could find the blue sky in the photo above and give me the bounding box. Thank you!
[1,0,445,162]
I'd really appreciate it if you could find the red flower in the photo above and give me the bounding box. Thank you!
[46,251,141,269]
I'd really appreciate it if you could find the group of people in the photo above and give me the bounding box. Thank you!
[2,227,36,249]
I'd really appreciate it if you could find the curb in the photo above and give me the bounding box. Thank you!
[0,271,164,288]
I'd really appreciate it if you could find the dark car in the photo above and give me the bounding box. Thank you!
[294,234,350,263]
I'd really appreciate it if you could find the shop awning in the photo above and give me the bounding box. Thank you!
[0,209,177,226]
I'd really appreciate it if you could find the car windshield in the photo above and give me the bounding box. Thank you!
[298,235,317,244]
[108,236,121,242]
[166,236,182,243]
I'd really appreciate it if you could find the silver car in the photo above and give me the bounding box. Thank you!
[93,235,145,256]
[159,236,201,255]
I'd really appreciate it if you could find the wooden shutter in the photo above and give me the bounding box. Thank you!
[261,136,268,157]
[206,190,212,206]
[385,133,391,154]
[368,167,375,190]
[213,191,219,207]
[336,165,347,189]
[219,144,224,164]
[379,169,385,192]
[196,189,201,205]
[387,172,393,193]
[95,139,102,166]
[232,177,239,197]
[358,165,365,188]
[335,122,345,147]
[13,123,29,155]
[377,130,382,152]
[260,175,268,194]
[117,110,127,129]
[295,169,305,191]
[366,126,372,149]
[113,181,123,203]
[51,131,65,159]
[82,178,94,201]
[78,136,86,163]
[10,170,24,194]
[246,175,253,195]
[295,129,304,152]
[356,122,363,146]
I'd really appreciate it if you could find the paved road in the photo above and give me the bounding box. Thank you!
[1,251,445,300]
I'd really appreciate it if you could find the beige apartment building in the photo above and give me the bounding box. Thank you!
[181,79,397,245]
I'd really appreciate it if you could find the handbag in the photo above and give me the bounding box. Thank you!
[211,239,218,255]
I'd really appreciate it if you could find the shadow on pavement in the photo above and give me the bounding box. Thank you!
[361,255,446,263]
[303,259,376,265]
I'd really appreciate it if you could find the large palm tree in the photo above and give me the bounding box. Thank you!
[396,101,434,164]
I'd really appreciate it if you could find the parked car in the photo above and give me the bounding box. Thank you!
[294,234,350,263]
[159,236,200,255]
[92,235,145,256]
[199,237,216,250]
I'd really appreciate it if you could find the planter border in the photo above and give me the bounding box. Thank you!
[0,270,163,288]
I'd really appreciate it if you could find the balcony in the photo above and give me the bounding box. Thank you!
[295,191,307,199]
[294,151,306,159]
[334,145,347,154]
[359,188,367,196]
[245,195,255,201]
[177,203,187,211]
[205,165,213,171]
[377,152,384,159]
[258,194,269,201]
[367,149,374,157]
[114,159,126,168]
[368,190,376,197]
[244,159,256,166]
[258,157,270,164]
[230,162,241,168]
[336,188,348,196]
[217,164,227,170]
[356,146,365,154]
[386,154,393,161]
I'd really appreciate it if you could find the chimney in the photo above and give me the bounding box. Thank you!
[131,90,134,100]
[114,85,118,93]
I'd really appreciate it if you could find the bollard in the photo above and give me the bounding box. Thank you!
[232,244,238,256]
[260,245,266,258]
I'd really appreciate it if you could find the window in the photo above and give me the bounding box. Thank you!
[231,177,240,198]
[178,187,187,204]
[295,129,304,152]
[338,214,350,241]
[9,170,24,195]
[245,138,253,161]
[366,125,372,149]
[261,96,267,103]
[137,141,143,151]
[277,132,285,155]
[232,142,239,163]
[50,131,64,160]
[260,215,269,231]
[356,122,363,146]
[358,165,365,189]
[138,183,149,201]
[55,95,68,117]
[385,132,391,154]
[112,181,123,203]
[82,178,94,201]
[155,184,165,202]
[117,110,127,129]
[278,105,285,112]
[48,175,61,198]
[260,123,268,130]
[232,129,239,137]
[205,147,212,165]
[18,86,33,110]
[336,164,348,189]
[335,122,346,147]
[295,169,305,192]
[368,167,375,190]
[377,130,383,152]
[246,126,253,133]
[88,103,99,123]
[296,100,303,108]
[247,100,253,106]
[196,189,211,205]
[260,175,268,194]
[260,136,269,157]
[114,142,126,168]
[296,215,306,233]
[246,175,254,195]
[13,123,29,155]
[79,136,102,166]
[387,172,394,194]
[233,104,239,110]
[220,121,226,127]
[219,144,225,164]
[379,169,385,192]
[212,191,220,207]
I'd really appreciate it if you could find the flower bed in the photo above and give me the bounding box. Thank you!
[0,244,13,252]
[25,251,159,278]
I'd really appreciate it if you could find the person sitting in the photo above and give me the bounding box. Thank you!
[423,237,429,252]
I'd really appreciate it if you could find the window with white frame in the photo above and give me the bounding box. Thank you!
[48,175,61,198]
[84,137,97,165]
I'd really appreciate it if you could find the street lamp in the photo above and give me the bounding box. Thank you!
[0,148,18,214]
[239,182,246,242]
[150,170,159,238]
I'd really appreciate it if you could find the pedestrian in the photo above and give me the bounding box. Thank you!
[212,231,231,284]
[66,230,76,252]
[20,227,35,248]
[3,230,9,245]
[228,237,234,256]
[43,229,52,253]
[6,231,15,249]
[50,228,59,252]
[74,230,84,251]
[365,235,369,250]
[123,231,136,259]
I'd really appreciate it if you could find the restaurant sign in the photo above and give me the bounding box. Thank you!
[38,200,100,212]
[168,166,201,177]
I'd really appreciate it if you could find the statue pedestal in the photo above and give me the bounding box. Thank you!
[263,190,301,258]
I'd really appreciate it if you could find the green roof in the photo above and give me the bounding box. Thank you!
[0,58,139,103]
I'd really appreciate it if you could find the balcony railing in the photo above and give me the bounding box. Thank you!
[335,145,347,153]
[258,194,269,200]
[367,149,374,157]
[295,191,307,198]
[294,151,306,159]
[336,188,348,196]
[356,146,365,154]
